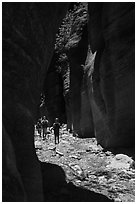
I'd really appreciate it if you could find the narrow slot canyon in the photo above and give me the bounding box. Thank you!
[2,2,135,202]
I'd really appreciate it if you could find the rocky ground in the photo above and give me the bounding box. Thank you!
[34,125,135,202]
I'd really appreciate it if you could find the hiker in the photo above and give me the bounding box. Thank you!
[42,116,49,140]
[36,119,42,137]
[53,118,60,144]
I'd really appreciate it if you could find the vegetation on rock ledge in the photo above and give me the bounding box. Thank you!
[55,2,88,53]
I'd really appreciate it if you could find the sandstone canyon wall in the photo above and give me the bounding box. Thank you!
[44,54,66,125]
[44,2,134,147]
[51,3,95,138]
[88,2,135,148]
[68,24,95,137]
[2,2,135,202]
[2,2,69,201]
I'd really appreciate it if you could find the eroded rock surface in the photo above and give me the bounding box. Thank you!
[45,2,135,148]
[88,3,135,148]
[51,4,95,137]
[3,2,69,201]
[35,126,135,202]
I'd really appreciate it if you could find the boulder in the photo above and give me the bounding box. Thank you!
[106,154,134,170]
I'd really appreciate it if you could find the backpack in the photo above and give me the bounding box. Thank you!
[42,120,48,128]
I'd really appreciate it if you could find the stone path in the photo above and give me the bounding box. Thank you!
[34,126,135,202]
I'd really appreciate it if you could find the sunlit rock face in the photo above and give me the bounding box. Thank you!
[2,2,69,201]
[88,3,135,148]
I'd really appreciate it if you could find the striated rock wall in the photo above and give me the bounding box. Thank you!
[88,3,135,148]
[2,2,69,201]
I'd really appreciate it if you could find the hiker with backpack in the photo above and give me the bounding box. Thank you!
[52,118,61,144]
[41,116,49,140]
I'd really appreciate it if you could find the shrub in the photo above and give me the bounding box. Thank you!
[55,3,88,53]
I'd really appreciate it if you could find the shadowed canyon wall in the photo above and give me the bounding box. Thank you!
[68,25,95,137]
[45,2,134,147]
[2,2,69,201]
[47,3,95,138]
[44,54,66,125]
[88,2,135,148]
[2,2,135,202]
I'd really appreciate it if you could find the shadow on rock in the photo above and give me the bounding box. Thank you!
[40,162,113,202]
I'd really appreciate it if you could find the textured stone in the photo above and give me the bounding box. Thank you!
[2,2,135,201]
[68,24,94,137]
[88,2,135,148]
[80,77,95,138]
[3,2,69,201]
[2,125,27,201]
[45,5,94,138]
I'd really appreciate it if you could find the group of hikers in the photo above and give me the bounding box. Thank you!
[36,116,61,144]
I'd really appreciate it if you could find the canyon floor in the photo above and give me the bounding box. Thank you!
[35,125,135,202]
